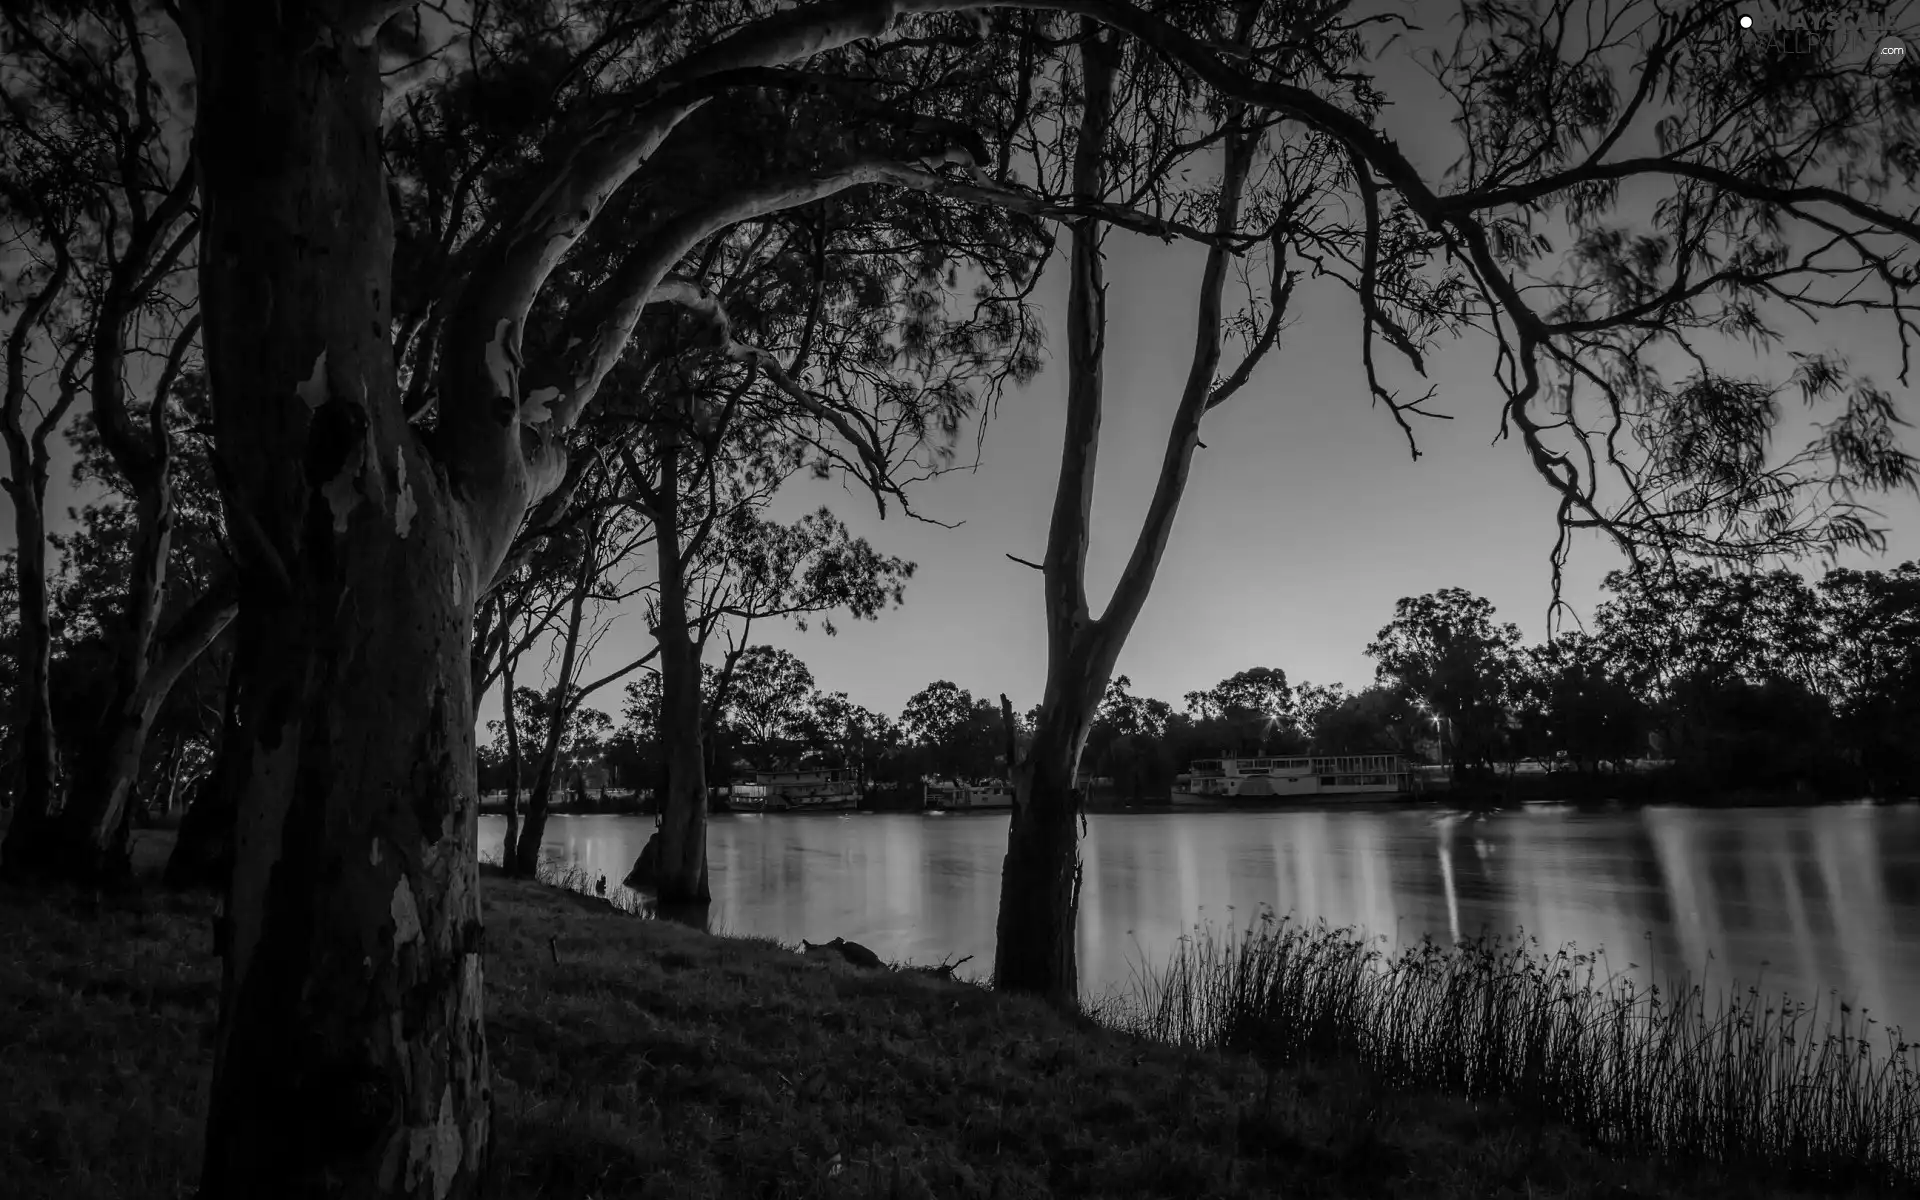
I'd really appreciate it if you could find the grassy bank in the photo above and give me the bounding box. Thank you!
[2,870,1909,1199]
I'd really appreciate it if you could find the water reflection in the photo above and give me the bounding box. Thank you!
[480,802,1920,1033]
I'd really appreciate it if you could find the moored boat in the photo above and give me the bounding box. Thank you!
[924,780,1014,811]
[714,784,769,813]
[1172,753,1416,805]
[757,767,858,812]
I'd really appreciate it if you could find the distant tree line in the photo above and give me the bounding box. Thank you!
[467,561,1920,807]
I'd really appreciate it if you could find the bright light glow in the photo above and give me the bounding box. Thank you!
[1739,15,1753,28]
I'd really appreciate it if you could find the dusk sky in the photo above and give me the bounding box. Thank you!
[684,231,1920,724]
[488,16,1920,728]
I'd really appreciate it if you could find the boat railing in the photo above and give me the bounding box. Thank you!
[1188,753,1411,776]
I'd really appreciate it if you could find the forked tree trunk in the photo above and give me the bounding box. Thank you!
[60,452,180,882]
[647,423,711,903]
[993,19,1270,1008]
[192,7,487,1195]
[57,585,235,883]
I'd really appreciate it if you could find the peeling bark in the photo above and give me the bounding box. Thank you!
[192,4,487,1194]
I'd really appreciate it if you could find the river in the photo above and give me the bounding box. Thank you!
[479,802,1920,1034]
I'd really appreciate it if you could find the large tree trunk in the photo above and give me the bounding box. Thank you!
[994,657,1111,1007]
[191,7,488,1195]
[648,422,711,903]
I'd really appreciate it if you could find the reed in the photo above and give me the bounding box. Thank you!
[1108,909,1919,1191]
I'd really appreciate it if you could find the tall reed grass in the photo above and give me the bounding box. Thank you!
[1108,909,1918,1190]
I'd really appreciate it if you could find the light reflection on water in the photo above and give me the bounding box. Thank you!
[479,802,1920,1032]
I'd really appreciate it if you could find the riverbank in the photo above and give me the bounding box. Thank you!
[1,865,1909,1198]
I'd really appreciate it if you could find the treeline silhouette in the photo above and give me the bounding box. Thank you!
[465,563,1920,807]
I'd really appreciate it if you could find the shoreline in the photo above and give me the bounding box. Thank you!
[4,863,1908,1198]
[477,788,1920,820]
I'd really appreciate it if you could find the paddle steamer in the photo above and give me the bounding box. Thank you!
[923,780,1014,811]
[1172,753,1416,804]
[756,766,859,812]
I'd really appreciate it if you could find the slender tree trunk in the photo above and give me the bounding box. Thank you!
[507,544,591,877]
[0,238,71,881]
[649,421,710,903]
[192,7,488,1194]
[0,484,62,879]
[154,738,186,820]
[991,27,1123,1008]
[63,452,178,876]
[500,650,521,867]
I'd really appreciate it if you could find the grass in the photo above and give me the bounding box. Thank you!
[1109,910,1919,1195]
[0,861,1909,1199]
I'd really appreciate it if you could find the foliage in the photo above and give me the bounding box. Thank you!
[723,645,816,763]
[1367,589,1525,775]
[899,679,1005,784]
[484,686,613,787]
[698,561,1920,800]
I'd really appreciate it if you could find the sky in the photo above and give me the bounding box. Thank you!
[704,232,1920,724]
[6,4,1919,734]
[503,12,1920,727]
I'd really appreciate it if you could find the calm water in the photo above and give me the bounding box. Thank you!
[479,803,1920,1033]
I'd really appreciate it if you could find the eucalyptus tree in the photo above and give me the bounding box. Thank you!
[795,689,891,789]
[44,396,232,817]
[1183,667,1295,751]
[721,645,816,765]
[1085,674,1173,799]
[500,452,661,876]
[0,0,232,884]
[901,678,1005,782]
[988,0,1920,1005]
[1819,563,1920,790]
[1367,589,1525,776]
[177,2,1105,1180]
[618,393,916,896]
[167,0,1920,1188]
[1510,631,1647,775]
